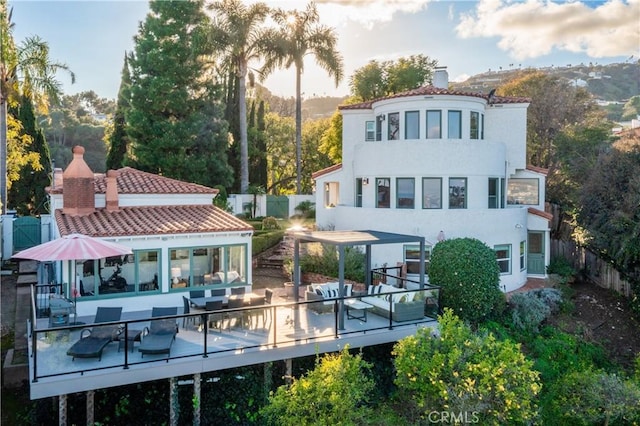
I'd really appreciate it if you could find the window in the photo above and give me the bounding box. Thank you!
[396,178,415,209]
[365,121,375,141]
[405,111,420,139]
[422,178,442,209]
[481,113,485,139]
[520,241,526,271]
[136,249,160,293]
[376,115,383,141]
[355,178,363,207]
[376,178,390,208]
[495,244,511,274]
[470,111,480,139]
[507,178,539,205]
[388,112,399,140]
[324,182,339,207]
[426,110,441,138]
[448,177,467,209]
[448,110,462,139]
[404,244,432,275]
[488,178,500,208]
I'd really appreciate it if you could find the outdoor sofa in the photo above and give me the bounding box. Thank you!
[305,282,353,314]
[360,284,425,322]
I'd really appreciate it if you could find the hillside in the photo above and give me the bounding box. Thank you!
[451,61,640,102]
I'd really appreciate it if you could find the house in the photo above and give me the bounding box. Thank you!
[48,146,253,316]
[313,68,551,292]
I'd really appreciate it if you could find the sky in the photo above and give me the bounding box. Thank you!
[9,0,640,101]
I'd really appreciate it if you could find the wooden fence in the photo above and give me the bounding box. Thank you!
[551,239,632,298]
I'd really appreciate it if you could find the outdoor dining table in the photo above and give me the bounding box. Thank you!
[189,293,265,310]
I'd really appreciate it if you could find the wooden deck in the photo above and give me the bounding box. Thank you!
[29,300,437,399]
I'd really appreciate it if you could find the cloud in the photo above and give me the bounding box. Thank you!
[258,0,432,28]
[455,0,640,59]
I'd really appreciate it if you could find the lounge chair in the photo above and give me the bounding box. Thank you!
[138,307,178,358]
[67,307,123,361]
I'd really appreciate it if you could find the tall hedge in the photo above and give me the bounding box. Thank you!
[429,237,504,323]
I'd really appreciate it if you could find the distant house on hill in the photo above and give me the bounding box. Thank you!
[47,146,253,316]
[313,68,551,292]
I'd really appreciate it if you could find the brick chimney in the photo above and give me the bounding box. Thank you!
[62,146,95,216]
[105,170,120,212]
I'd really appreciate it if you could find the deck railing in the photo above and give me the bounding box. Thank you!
[28,288,439,384]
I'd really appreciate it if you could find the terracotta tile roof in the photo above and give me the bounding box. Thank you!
[49,167,218,195]
[55,205,253,238]
[312,163,342,179]
[528,207,553,221]
[526,165,549,176]
[339,85,530,110]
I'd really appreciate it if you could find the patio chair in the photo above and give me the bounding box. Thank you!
[138,307,179,358]
[189,290,205,299]
[225,297,247,330]
[205,300,224,332]
[210,288,226,297]
[230,287,246,296]
[67,307,123,361]
[182,296,200,330]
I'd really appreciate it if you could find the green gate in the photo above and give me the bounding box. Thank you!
[13,216,42,253]
[266,195,289,219]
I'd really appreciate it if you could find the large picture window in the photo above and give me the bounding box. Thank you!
[405,111,420,139]
[426,110,441,139]
[448,110,462,139]
[422,178,442,209]
[171,245,247,289]
[494,244,511,274]
[376,178,390,208]
[396,178,415,209]
[388,112,399,140]
[507,178,539,205]
[449,177,467,209]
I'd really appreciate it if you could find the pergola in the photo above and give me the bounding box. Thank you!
[288,229,426,329]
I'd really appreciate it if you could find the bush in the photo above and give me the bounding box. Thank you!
[261,216,280,230]
[549,369,640,425]
[428,238,505,324]
[293,200,315,219]
[252,230,285,256]
[393,309,542,425]
[547,256,576,278]
[509,288,563,333]
[260,346,375,425]
[299,244,365,283]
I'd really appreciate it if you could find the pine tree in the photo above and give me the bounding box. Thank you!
[106,53,131,171]
[126,0,233,188]
[8,95,51,215]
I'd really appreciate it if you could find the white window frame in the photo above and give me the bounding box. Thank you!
[404,244,432,275]
[365,121,375,141]
[494,244,512,275]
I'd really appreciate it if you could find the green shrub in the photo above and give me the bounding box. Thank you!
[252,230,285,256]
[428,238,505,324]
[261,216,280,230]
[549,369,640,425]
[393,309,542,425]
[299,244,365,283]
[260,346,375,425]
[293,200,315,219]
[547,256,575,278]
[509,288,563,333]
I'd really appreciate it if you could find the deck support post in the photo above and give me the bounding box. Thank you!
[169,377,178,426]
[58,393,67,426]
[285,358,292,385]
[86,389,94,426]
[193,373,201,426]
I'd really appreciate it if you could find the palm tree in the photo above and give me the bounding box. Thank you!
[207,0,271,194]
[262,2,343,194]
[1,5,74,213]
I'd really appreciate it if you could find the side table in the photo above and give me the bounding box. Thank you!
[118,329,143,353]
